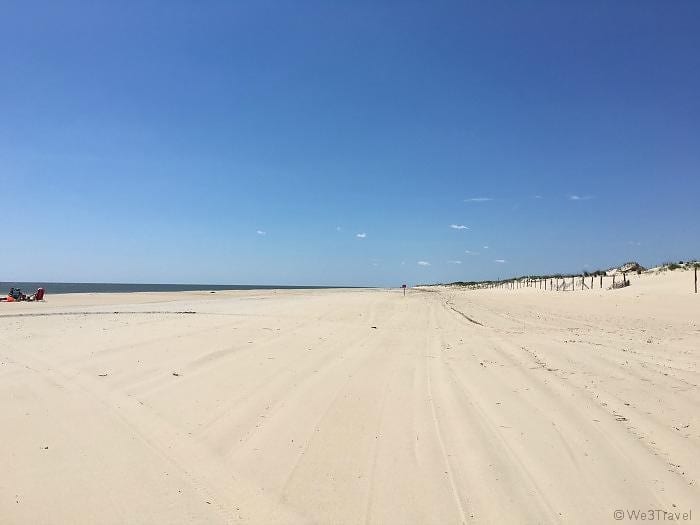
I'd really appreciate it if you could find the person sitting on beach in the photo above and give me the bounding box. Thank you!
[9,288,26,301]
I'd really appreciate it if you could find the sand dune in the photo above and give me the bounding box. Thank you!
[1,273,698,524]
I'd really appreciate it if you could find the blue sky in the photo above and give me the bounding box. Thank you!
[2,1,699,286]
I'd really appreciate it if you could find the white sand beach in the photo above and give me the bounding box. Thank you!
[1,271,698,524]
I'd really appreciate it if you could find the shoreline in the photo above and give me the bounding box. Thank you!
[0,282,369,296]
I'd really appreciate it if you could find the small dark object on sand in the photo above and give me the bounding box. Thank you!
[371,326,377,329]
[172,372,180,377]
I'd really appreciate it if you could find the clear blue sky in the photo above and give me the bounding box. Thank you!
[2,1,699,286]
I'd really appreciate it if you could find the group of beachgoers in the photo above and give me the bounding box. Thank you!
[1,287,45,302]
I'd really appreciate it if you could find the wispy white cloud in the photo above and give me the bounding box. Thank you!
[494,259,506,264]
[447,260,462,264]
[483,245,489,249]
[627,240,641,246]
[568,195,593,201]
[356,232,366,239]
[465,250,480,255]
[256,230,266,236]
[417,261,431,266]
[534,195,544,199]
[336,226,342,231]
[464,197,492,202]
[449,224,469,230]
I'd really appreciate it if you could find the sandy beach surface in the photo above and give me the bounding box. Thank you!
[1,271,698,524]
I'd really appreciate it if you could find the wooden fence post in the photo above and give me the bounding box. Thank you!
[696,266,698,293]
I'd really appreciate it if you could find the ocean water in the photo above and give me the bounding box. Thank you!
[0,282,341,295]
